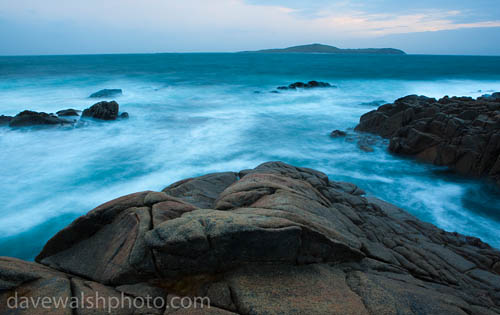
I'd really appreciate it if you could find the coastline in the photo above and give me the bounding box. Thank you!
[1,161,499,314]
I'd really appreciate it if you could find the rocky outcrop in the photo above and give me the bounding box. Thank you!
[89,89,123,98]
[355,94,500,186]
[277,81,335,90]
[8,110,73,127]
[1,162,499,314]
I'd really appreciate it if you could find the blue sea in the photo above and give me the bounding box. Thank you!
[1,53,500,259]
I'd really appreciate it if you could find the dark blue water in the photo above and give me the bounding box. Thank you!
[0,53,499,260]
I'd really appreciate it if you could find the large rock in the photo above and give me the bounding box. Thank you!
[8,110,73,127]
[82,101,120,120]
[89,89,123,98]
[356,94,500,185]
[0,161,496,314]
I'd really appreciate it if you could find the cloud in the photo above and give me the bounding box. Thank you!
[0,0,499,54]
[2,0,499,37]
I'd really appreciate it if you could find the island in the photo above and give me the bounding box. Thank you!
[240,43,406,55]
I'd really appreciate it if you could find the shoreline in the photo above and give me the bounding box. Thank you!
[1,161,499,314]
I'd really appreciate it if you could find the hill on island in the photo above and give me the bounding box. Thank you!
[241,43,406,55]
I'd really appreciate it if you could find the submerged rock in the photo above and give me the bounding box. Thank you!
[89,89,123,98]
[82,101,120,120]
[56,109,80,116]
[0,161,488,313]
[330,129,347,138]
[355,94,500,186]
[9,110,73,127]
[0,115,13,126]
[277,81,335,90]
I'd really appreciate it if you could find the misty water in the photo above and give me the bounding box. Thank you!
[0,53,499,259]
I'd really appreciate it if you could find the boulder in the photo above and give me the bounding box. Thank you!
[9,110,73,127]
[89,89,123,98]
[82,101,120,120]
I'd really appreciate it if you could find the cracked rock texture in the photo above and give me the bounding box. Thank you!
[355,94,500,186]
[1,161,499,314]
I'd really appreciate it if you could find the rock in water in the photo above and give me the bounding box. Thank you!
[0,115,13,126]
[0,161,490,314]
[56,109,80,116]
[356,94,500,186]
[82,101,120,120]
[277,81,335,90]
[89,89,123,98]
[8,110,73,127]
[330,130,347,138]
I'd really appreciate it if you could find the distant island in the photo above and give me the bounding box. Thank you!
[240,43,406,55]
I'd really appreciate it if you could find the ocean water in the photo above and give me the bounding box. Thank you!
[0,53,499,260]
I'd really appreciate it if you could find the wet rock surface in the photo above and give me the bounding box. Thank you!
[355,94,500,186]
[89,89,123,98]
[56,109,80,117]
[9,110,73,127]
[1,161,499,314]
[82,101,120,120]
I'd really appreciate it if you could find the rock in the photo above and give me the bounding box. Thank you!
[56,109,80,117]
[0,161,497,314]
[89,89,123,98]
[9,110,73,127]
[356,94,500,186]
[0,115,13,126]
[493,261,500,275]
[146,209,363,278]
[330,130,347,138]
[226,264,369,315]
[277,81,335,90]
[163,172,239,208]
[119,112,129,119]
[357,136,379,153]
[358,143,374,152]
[0,257,77,315]
[82,101,120,120]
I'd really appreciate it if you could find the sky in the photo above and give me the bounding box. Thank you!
[0,0,499,55]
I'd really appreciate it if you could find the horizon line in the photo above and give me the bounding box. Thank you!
[1,51,500,58]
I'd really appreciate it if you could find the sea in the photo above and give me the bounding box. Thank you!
[0,53,499,260]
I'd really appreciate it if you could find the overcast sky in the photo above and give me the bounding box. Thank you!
[0,0,499,55]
